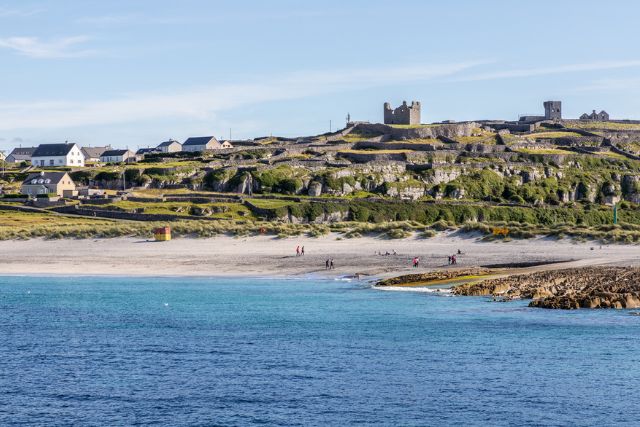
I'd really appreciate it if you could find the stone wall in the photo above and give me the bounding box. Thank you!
[355,122,478,140]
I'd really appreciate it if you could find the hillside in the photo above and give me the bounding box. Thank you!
[3,119,640,240]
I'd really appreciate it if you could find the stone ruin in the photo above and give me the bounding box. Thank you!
[384,101,421,125]
[580,110,610,121]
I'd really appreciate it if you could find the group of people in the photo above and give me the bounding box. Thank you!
[448,250,462,265]
[376,250,398,256]
[412,257,420,268]
[295,246,305,256]
[325,259,335,270]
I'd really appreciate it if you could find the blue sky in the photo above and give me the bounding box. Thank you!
[0,0,639,150]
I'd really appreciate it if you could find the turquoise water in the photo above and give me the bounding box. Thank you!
[1,275,640,426]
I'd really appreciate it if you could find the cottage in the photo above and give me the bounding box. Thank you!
[21,171,76,197]
[156,139,182,153]
[81,146,112,163]
[182,136,221,152]
[6,147,36,164]
[219,140,234,149]
[100,149,136,163]
[31,143,85,167]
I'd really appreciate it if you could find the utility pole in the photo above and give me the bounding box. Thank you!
[614,203,618,225]
[329,120,332,133]
[122,168,126,191]
[229,128,232,141]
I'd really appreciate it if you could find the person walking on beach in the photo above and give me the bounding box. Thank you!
[296,246,300,257]
[301,246,305,256]
[330,259,334,270]
[325,259,330,270]
[415,257,420,268]
[452,255,457,265]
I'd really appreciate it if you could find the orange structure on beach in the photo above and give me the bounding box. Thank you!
[154,226,171,241]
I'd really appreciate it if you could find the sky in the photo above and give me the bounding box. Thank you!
[0,0,640,151]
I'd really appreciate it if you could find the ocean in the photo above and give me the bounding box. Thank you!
[1,275,640,426]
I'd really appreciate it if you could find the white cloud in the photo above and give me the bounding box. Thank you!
[452,60,640,82]
[0,62,481,131]
[0,36,94,58]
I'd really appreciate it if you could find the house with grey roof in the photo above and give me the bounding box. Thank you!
[81,146,111,163]
[6,147,36,163]
[182,136,222,152]
[100,149,136,163]
[136,147,158,157]
[21,171,76,197]
[31,143,85,167]
[156,139,182,153]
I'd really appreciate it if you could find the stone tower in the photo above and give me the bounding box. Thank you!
[384,101,421,125]
[543,101,562,120]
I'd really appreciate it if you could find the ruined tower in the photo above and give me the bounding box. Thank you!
[384,101,421,125]
[543,101,562,120]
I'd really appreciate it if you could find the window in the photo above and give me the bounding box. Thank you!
[49,160,54,166]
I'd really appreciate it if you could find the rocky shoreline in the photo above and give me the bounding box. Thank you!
[452,267,640,309]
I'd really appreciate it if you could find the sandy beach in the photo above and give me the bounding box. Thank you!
[0,232,638,279]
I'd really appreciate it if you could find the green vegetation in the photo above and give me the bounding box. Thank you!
[569,121,640,131]
[524,131,583,139]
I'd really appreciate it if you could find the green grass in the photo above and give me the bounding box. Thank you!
[338,149,412,154]
[524,131,583,139]
[515,148,574,155]
[569,121,640,131]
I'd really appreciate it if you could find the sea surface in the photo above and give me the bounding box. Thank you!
[1,275,640,426]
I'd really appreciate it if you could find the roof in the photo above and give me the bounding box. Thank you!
[183,136,218,146]
[136,148,158,155]
[101,149,133,157]
[157,139,181,148]
[81,146,111,159]
[32,143,77,157]
[22,172,69,186]
[9,147,37,156]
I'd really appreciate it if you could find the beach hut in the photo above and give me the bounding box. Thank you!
[154,226,171,241]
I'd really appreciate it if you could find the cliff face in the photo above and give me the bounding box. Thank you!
[453,267,640,309]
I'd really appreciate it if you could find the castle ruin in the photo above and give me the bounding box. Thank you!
[384,101,421,125]
[543,101,562,120]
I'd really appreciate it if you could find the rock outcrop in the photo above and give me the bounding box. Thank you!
[452,267,640,309]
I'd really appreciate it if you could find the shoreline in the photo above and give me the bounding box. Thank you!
[0,232,638,279]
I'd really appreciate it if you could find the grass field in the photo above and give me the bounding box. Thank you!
[569,121,640,131]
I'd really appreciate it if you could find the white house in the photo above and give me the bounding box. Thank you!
[100,149,136,163]
[182,136,222,152]
[31,143,85,167]
[156,139,182,153]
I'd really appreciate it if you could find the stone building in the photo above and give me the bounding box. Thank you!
[543,101,562,120]
[383,101,421,125]
[580,110,609,121]
[520,100,562,122]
